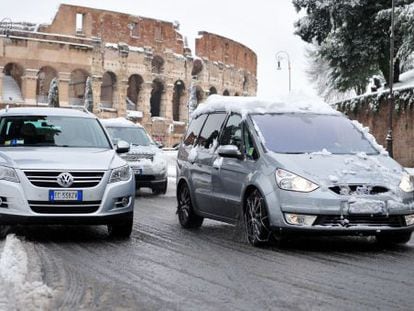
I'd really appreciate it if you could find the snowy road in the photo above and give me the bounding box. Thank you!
[1,150,414,311]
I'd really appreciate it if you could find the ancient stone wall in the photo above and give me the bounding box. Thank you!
[0,4,258,147]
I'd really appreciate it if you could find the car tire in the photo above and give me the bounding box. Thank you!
[152,180,168,195]
[0,225,10,239]
[107,216,133,238]
[376,232,412,245]
[245,189,271,246]
[177,182,203,228]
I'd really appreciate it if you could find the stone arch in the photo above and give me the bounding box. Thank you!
[223,89,230,96]
[151,55,165,74]
[150,78,164,117]
[2,63,24,102]
[36,66,58,104]
[127,74,144,110]
[100,71,117,108]
[209,86,217,96]
[234,92,240,96]
[191,59,203,76]
[173,80,185,121]
[195,85,204,106]
[69,69,89,106]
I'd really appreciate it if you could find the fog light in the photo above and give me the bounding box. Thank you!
[121,196,130,207]
[405,214,414,226]
[284,213,317,226]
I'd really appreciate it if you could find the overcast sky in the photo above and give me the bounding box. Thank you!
[0,0,316,99]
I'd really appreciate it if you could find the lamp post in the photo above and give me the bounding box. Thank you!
[276,50,291,93]
[386,0,395,158]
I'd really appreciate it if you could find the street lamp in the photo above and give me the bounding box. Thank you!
[276,50,291,93]
[386,0,395,158]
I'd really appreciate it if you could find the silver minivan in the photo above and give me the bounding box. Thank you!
[176,95,414,246]
[0,107,135,238]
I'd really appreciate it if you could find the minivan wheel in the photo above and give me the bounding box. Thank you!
[376,232,412,245]
[245,189,271,246]
[107,216,133,238]
[177,183,203,228]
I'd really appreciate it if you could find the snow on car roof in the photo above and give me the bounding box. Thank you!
[100,117,143,128]
[192,93,340,119]
[0,107,95,118]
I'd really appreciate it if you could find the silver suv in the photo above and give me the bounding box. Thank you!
[176,95,414,246]
[101,118,168,194]
[0,107,135,238]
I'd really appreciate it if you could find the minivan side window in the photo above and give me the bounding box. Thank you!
[197,113,227,149]
[219,114,242,151]
[183,114,207,146]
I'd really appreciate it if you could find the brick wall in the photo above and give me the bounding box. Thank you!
[336,87,414,166]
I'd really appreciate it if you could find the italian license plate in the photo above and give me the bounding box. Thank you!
[348,200,385,215]
[49,190,83,201]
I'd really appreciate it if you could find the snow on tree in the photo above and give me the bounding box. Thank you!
[84,76,93,112]
[48,77,59,107]
[293,0,414,94]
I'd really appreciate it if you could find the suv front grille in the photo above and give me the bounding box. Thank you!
[24,171,105,188]
[314,215,405,228]
[28,200,101,214]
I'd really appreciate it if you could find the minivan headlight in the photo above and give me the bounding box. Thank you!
[399,173,414,193]
[0,165,19,183]
[109,165,132,183]
[275,168,318,192]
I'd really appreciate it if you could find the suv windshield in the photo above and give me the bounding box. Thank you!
[106,126,151,146]
[0,115,111,148]
[251,113,379,155]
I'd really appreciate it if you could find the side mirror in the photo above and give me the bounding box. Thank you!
[217,145,243,159]
[116,140,130,154]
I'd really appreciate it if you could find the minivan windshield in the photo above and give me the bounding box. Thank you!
[251,113,379,155]
[0,115,111,148]
[106,126,151,146]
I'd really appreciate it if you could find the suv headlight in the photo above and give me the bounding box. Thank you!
[109,165,132,183]
[0,165,19,183]
[275,168,318,193]
[399,173,414,193]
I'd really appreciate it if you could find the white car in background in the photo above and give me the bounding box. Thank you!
[101,118,168,194]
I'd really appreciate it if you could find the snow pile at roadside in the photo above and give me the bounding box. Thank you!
[0,235,53,310]
[192,92,339,119]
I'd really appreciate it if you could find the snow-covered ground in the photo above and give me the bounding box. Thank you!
[0,235,53,310]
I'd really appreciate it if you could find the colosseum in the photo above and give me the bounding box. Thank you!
[0,4,257,146]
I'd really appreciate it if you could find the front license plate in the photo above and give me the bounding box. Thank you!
[49,190,83,201]
[348,200,385,215]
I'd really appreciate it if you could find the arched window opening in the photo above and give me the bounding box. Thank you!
[151,55,165,74]
[191,59,203,76]
[100,71,117,108]
[150,79,164,117]
[127,74,144,110]
[36,66,58,104]
[2,63,24,102]
[173,80,185,121]
[69,69,89,106]
[209,86,217,96]
[223,89,230,96]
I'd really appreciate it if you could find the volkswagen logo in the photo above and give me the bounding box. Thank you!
[57,172,74,188]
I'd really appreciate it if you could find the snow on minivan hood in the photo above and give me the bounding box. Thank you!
[268,152,403,192]
[0,147,124,170]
